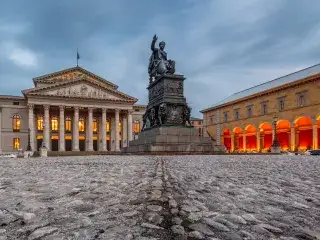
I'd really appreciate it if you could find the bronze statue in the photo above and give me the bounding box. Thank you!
[148,34,175,81]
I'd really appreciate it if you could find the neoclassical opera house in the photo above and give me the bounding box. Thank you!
[0,66,145,153]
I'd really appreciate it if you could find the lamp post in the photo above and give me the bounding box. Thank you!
[271,114,281,153]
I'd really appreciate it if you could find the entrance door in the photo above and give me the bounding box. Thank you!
[107,140,110,151]
[65,140,72,151]
[51,140,58,151]
[37,139,43,151]
[93,140,98,151]
[79,140,85,151]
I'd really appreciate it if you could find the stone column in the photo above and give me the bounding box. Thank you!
[101,108,107,151]
[0,108,2,154]
[290,127,295,151]
[256,131,260,152]
[44,105,50,150]
[115,109,120,151]
[295,130,299,150]
[28,104,35,151]
[87,108,93,151]
[73,107,79,151]
[127,110,133,143]
[243,134,246,152]
[59,106,65,151]
[231,134,234,152]
[122,114,128,148]
[272,126,276,141]
[313,124,318,150]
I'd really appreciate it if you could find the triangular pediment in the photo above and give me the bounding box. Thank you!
[33,66,118,89]
[23,79,137,103]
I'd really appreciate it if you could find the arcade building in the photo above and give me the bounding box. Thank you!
[201,64,320,152]
[0,66,145,153]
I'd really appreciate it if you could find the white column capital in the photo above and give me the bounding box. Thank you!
[44,105,50,111]
[59,105,65,111]
[88,107,94,113]
[27,104,34,110]
[102,108,107,114]
[74,106,79,111]
[115,108,120,113]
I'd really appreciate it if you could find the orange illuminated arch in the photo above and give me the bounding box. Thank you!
[233,127,243,134]
[223,129,231,135]
[294,116,312,127]
[245,124,257,133]
[277,120,290,130]
[259,122,272,131]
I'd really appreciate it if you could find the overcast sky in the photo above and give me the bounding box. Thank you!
[1,0,320,117]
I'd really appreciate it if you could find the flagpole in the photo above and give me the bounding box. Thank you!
[77,48,79,67]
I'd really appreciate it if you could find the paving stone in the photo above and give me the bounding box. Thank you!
[171,225,185,235]
[188,223,215,236]
[188,231,204,239]
[28,227,58,240]
[203,218,230,232]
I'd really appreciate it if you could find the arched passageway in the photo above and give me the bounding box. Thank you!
[259,122,272,150]
[295,116,313,150]
[276,120,290,150]
[223,129,231,151]
[245,125,257,151]
[233,127,243,151]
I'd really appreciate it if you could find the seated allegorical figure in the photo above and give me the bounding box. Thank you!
[148,34,175,81]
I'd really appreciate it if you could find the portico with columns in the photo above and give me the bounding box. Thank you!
[21,66,143,152]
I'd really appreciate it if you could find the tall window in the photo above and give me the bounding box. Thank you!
[13,138,20,150]
[224,112,228,122]
[51,116,58,131]
[134,120,140,133]
[298,95,305,106]
[37,116,44,131]
[235,111,239,120]
[12,115,21,132]
[279,99,285,111]
[262,104,267,115]
[65,117,72,132]
[106,119,110,133]
[247,107,252,118]
[79,118,85,132]
[93,118,98,133]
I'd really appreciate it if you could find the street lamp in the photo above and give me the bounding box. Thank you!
[271,114,281,153]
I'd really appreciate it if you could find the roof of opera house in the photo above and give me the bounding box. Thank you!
[201,63,320,113]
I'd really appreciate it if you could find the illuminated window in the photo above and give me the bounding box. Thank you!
[51,116,58,131]
[93,118,98,133]
[65,117,72,132]
[79,118,85,132]
[37,116,44,131]
[106,119,110,133]
[118,122,122,133]
[134,120,140,133]
[12,115,21,132]
[13,138,20,150]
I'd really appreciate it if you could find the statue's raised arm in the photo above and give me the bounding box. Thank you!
[151,34,158,52]
[148,34,176,82]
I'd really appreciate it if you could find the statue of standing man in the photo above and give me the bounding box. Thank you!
[148,34,175,81]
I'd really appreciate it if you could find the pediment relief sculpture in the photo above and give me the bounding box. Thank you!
[43,83,122,100]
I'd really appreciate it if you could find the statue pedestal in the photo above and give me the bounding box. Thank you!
[122,126,222,154]
[40,147,48,157]
[123,74,223,154]
[24,151,33,158]
[271,146,281,153]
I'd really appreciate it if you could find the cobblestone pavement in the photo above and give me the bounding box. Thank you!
[0,155,319,240]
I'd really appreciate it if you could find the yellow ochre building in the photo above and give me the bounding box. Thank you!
[201,64,320,152]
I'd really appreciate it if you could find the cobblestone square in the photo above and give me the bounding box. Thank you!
[0,155,319,240]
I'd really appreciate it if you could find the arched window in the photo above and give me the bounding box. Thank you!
[13,138,20,150]
[79,118,85,132]
[65,117,72,132]
[51,116,58,131]
[12,115,21,132]
[134,120,140,133]
[106,119,110,133]
[93,118,98,133]
[37,115,44,131]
